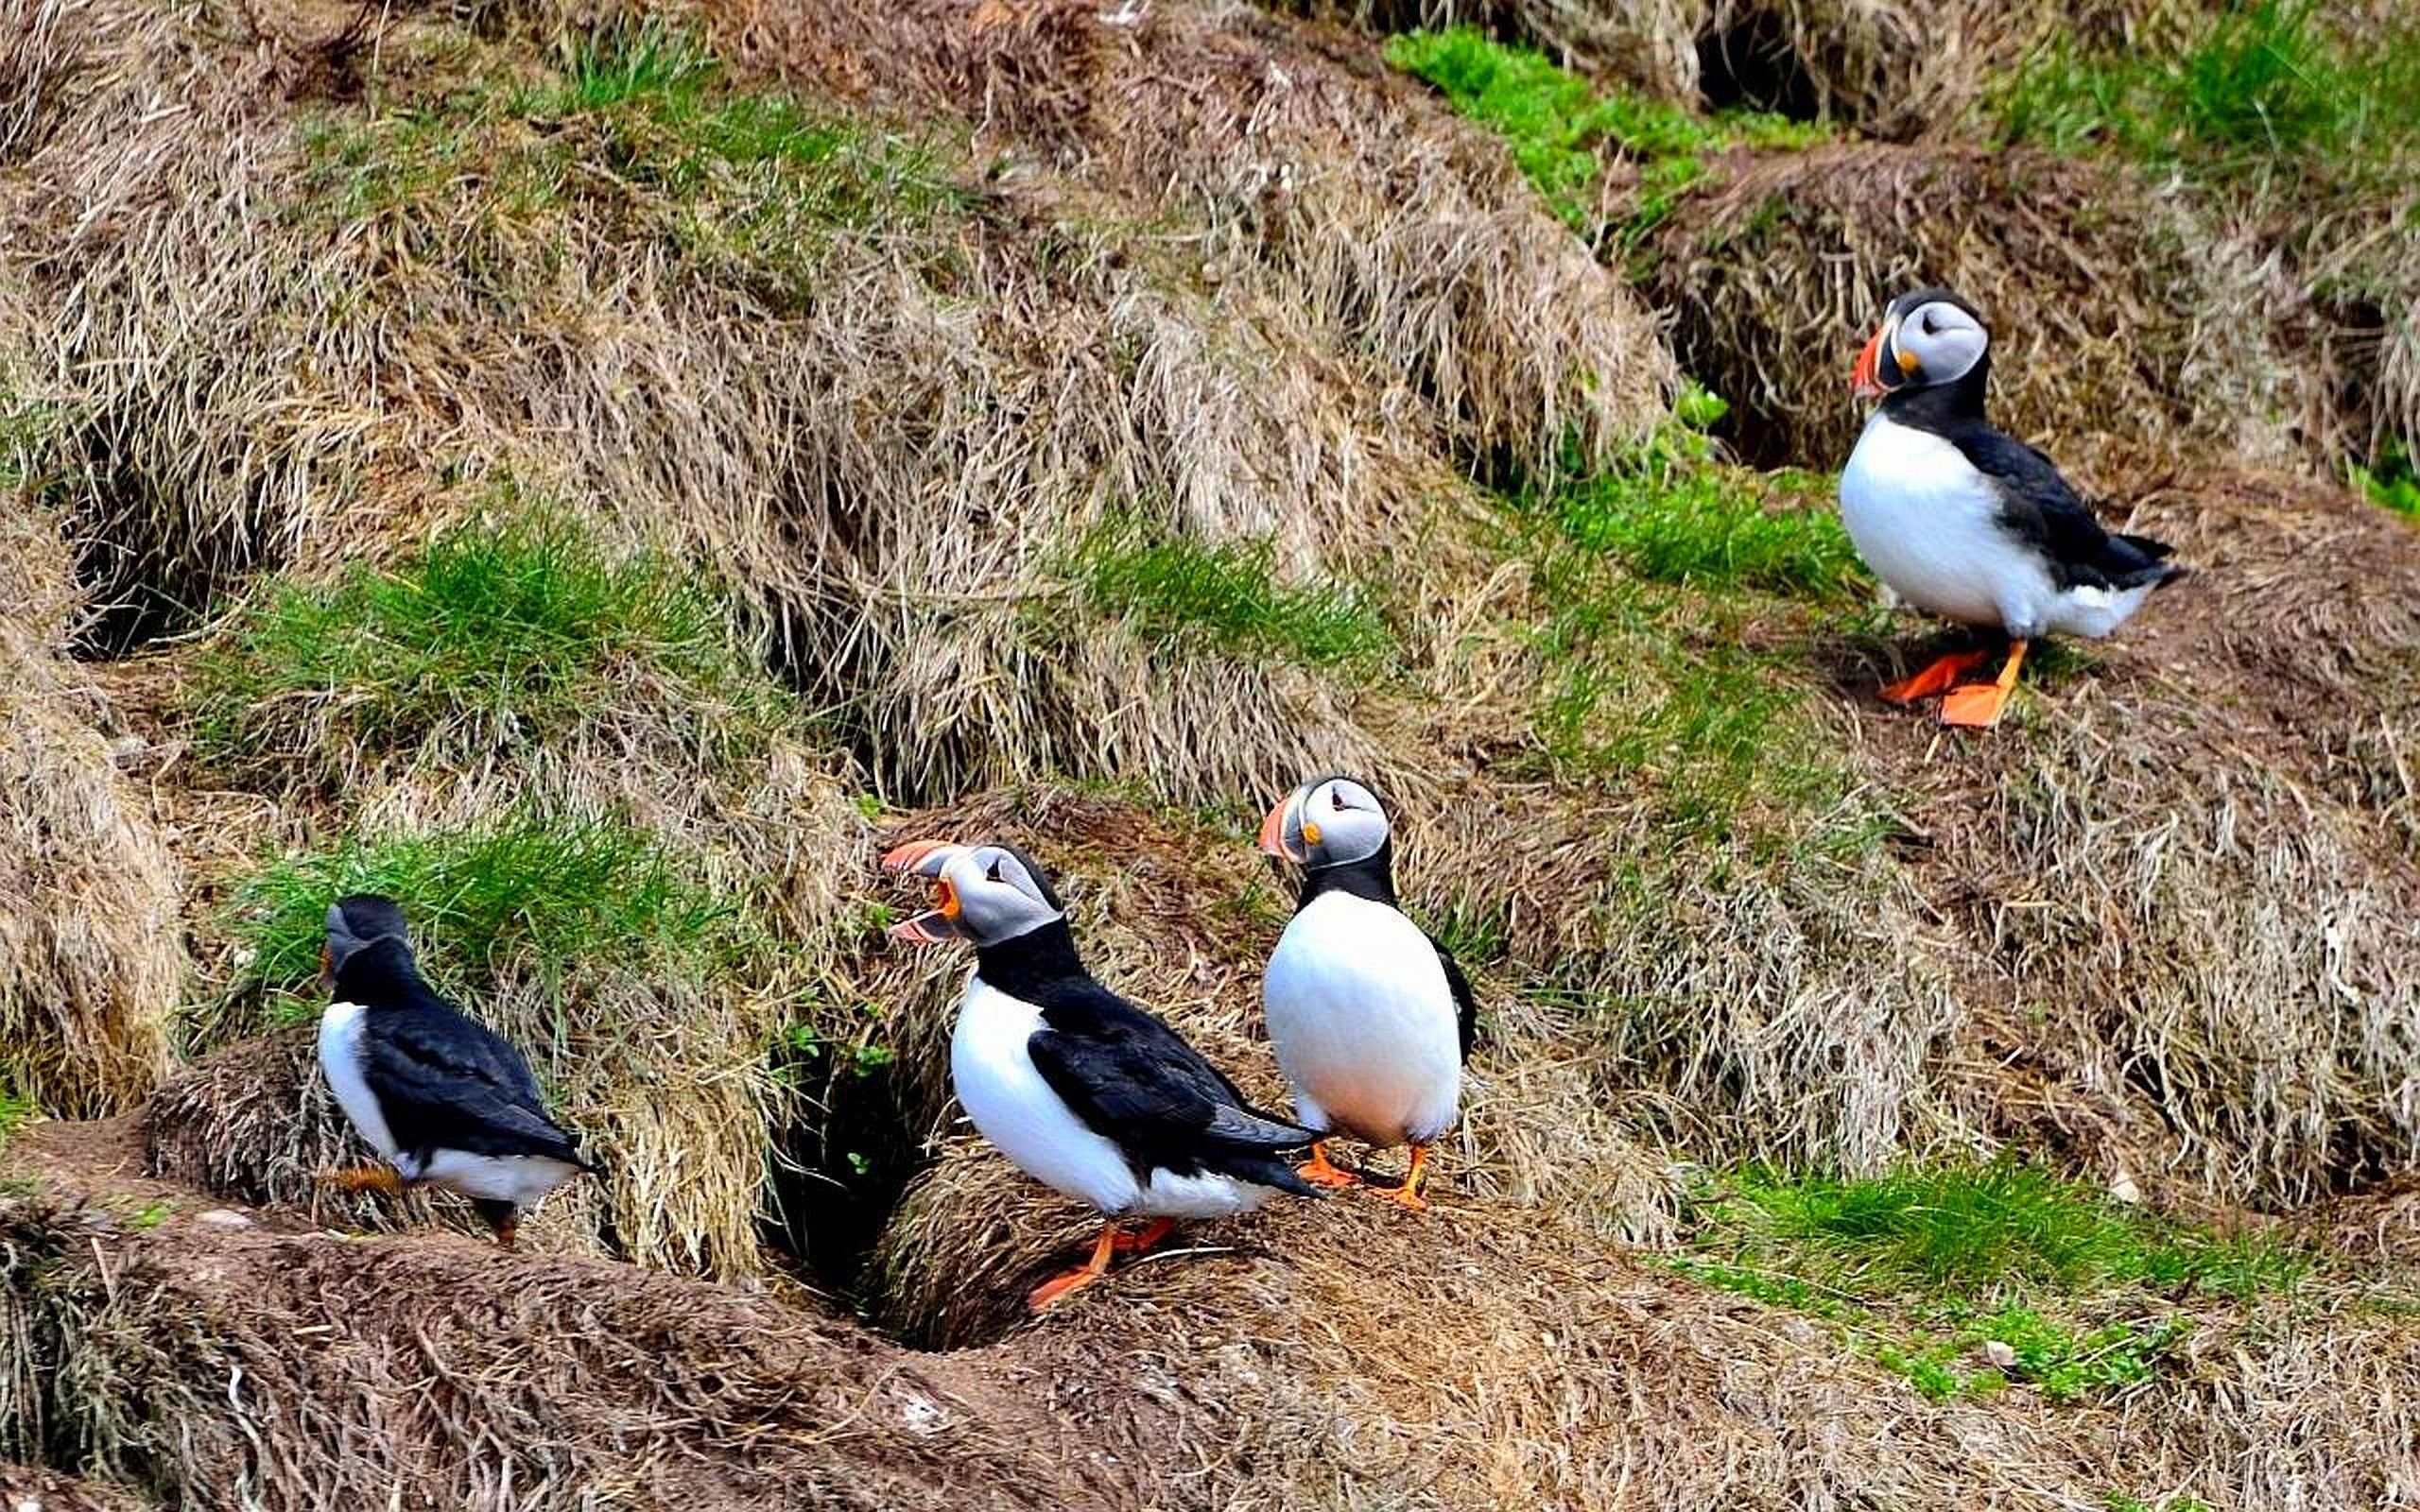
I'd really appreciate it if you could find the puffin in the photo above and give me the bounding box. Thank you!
[1839,286,2186,728]
[883,838,1321,1310]
[1257,775,1473,1211]
[316,893,597,1247]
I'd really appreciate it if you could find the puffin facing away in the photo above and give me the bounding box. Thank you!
[1839,287,2186,728]
[884,838,1320,1310]
[317,894,597,1247]
[1258,776,1473,1211]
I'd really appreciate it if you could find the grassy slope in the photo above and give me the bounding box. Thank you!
[2,2,2418,1508]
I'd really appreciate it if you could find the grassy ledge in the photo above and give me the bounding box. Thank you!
[1664,1160,2309,1403]
[1504,392,1869,842]
[1384,26,1822,260]
[184,513,785,788]
[1066,516,1392,670]
[300,23,967,292]
[1995,2,2420,189]
[222,807,741,1022]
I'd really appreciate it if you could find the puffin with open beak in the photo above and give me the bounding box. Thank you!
[884,838,1321,1310]
[1840,286,2186,728]
[1257,776,1474,1211]
[316,894,599,1248]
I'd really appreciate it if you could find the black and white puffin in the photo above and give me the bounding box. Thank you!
[883,838,1320,1310]
[1840,286,2187,728]
[1257,776,1474,1211]
[316,894,596,1247]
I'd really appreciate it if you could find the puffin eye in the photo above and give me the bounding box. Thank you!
[985,858,1005,884]
[1920,311,1938,335]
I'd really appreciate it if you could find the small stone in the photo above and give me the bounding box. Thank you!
[2109,1171,2143,1204]
[197,1209,254,1229]
[1979,1339,2018,1369]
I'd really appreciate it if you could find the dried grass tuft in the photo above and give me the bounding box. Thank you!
[0,508,179,1117]
[1651,143,2293,473]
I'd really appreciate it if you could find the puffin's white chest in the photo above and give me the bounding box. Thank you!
[949,975,1268,1220]
[318,1001,398,1160]
[1839,412,2054,630]
[1262,892,1461,1147]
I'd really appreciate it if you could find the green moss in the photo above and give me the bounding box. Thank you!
[1547,445,1859,599]
[0,1090,31,1154]
[185,514,780,785]
[1661,1159,2310,1403]
[2348,439,2420,519]
[1068,517,1392,669]
[225,807,739,1019]
[1383,26,1821,256]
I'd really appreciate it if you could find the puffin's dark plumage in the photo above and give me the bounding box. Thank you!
[316,893,594,1246]
[884,839,1320,1309]
[331,938,589,1168]
[976,918,1319,1196]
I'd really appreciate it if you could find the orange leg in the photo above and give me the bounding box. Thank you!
[1294,1140,1362,1189]
[1376,1143,1432,1212]
[321,1162,408,1196]
[1112,1217,1175,1254]
[1029,1226,1121,1311]
[1940,638,2030,729]
[1880,646,1993,706]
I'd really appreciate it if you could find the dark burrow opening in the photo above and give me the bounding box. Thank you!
[1695,9,1823,122]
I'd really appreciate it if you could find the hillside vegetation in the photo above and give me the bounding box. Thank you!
[2,0,2417,1507]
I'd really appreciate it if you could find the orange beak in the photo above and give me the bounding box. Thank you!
[1851,327,1887,400]
[882,838,952,874]
[1257,799,1288,857]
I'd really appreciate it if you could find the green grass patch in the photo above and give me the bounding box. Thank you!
[1384,26,1821,256]
[0,1090,31,1155]
[1997,2,2420,188]
[185,514,780,785]
[1502,397,1866,840]
[1068,516,1392,669]
[226,807,738,1019]
[1663,1159,2309,1402]
[2348,439,2420,519]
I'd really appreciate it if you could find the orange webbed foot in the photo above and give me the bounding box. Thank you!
[1028,1226,1120,1312]
[1374,1143,1433,1212]
[1111,1218,1174,1255]
[1294,1141,1362,1190]
[320,1163,407,1196]
[1880,647,1992,706]
[1938,638,2029,730]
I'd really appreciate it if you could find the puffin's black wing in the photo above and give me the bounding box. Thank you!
[1426,934,1478,1062]
[1949,425,2181,592]
[1029,980,1317,1193]
[365,993,589,1167]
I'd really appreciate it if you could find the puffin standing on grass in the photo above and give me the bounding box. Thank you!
[316,893,597,1248]
[1258,776,1473,1211]
[1840,286,2187,728]
[883,839,1322,1310]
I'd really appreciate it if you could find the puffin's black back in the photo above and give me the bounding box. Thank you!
[333,937,588,1168]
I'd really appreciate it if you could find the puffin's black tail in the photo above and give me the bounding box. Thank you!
[1214,1151,1324,1198]
[2111,533,2188,591]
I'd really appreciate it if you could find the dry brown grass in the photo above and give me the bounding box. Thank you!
[0,508,180,1118]
[18,1116,2420,1512]
[0,1165,1139,1510]
[1651,143,2293,474]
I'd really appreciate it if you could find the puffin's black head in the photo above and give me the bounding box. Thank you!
[322,892,411,982]
[1851,287,1989,400]
[879,839,1066,948]
[1257,774,1392,871]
